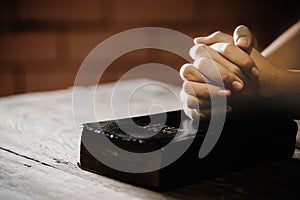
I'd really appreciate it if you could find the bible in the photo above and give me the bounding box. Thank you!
[79,110,297,191]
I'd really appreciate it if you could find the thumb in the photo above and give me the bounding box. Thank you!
[233,25,256,51]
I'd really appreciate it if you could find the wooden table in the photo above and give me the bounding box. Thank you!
[1,78,300,200]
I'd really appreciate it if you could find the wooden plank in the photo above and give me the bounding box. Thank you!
[0,146,173,200]
[0,78,299,199]
[0,79,184,199]
[0,79,183,166]
[3,146,300,200]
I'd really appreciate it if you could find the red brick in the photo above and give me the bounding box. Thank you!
[71,48,150,83]
[18,0,103,21]
[72,48,165,84]
[0,33,57,61]
[24,67,77,92]
[114,0,195,22]
[69,31,191,83]
[98,48,184,84]
[69,31,113,60]
[197,0,286,21]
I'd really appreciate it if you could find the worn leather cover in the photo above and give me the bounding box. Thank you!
[79,110,297,191]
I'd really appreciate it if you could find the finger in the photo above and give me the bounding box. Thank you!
[233,25,259,50]
[190,43,240,72]
[180,88,210,109]
[189,44,211,60]
[193,57,244,91]
[233,25,253,49]
[190,44,244,76]
[194,31,234,45]
[187,95,211,109]
[209,42,259,78]
[190,44,245,91]
[183,81,231,98]
[233,25,260,78]
[182,105,200,120]
[182,82,230,111]
[180,63,206,82]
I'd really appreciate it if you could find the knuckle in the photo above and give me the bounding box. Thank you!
[203,89,210,98]
[241,57,254,69]
[222,43,234,54]
[222,72,235,83]
[195,44,207,53]
[184,81,200,96]
[190,44,208,59]
[202,85,210,97]
[231,67,242,76]
[180,63,190,72]
[211,31,224,39]
[194,57,210,70]
[195,83,210,97]
[187,96,196,108]
[183,81,191,94]
[180,63,193,80]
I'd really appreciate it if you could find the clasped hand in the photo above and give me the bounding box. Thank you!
[180,25,290,119]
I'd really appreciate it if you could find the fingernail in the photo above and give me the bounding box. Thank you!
[237,37,249,46]
[251,67,259,78]
[232,81,243,91]
[217,89,231,96]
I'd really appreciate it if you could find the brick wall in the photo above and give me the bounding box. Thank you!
[0,0,298,96]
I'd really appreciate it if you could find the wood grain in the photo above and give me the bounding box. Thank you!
[0,78,299,200]
[0,79,182,199]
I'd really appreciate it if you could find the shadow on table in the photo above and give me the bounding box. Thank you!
[163,158,300,200]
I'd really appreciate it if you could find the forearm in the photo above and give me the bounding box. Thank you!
[183,24,300,119]
[262,20,300,70]
[250,48,300,118]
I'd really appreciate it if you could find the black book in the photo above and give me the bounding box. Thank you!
[79,110,297,191]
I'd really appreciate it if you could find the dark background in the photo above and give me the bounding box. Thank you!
[0,0,299,96]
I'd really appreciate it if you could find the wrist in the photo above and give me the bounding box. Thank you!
[249,48,288,98]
